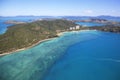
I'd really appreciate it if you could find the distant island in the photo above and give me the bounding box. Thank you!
[0,19,120,55]
[5,20,27,24]
[76,18,120,25]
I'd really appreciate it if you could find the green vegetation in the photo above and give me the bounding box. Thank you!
[0,19,120,54]
[0,19,76,54]
[79,25,120,33]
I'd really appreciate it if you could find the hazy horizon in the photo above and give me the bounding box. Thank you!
[0,15,120,17]
[0,0,120,16]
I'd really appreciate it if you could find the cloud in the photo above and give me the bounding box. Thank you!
[83,10,93,14]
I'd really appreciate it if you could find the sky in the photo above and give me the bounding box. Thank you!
[0,0,120,16]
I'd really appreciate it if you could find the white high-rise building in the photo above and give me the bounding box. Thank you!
[76,25,80,29]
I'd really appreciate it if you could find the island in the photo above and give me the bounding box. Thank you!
[74,18,120,26]
[5,20,27,24]
[0,19,120,55]
[0,19,76,55]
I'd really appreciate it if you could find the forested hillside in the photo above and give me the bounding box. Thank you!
[0,19,76,54]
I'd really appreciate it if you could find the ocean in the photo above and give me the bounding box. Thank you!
[0,17,37,34]
[76,22,105,27]
[0,30,120,80]
[44,31,120,80]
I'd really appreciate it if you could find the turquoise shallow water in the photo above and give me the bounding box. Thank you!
[0,30,95,80]
[0,30,120,80]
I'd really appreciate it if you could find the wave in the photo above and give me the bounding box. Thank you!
[97,58,120,63]
[70,57,120,63]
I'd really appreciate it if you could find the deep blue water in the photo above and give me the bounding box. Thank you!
[0,30,120,80]
[0,21,13,34]
[44,31,120,80]
[76,22,105,27]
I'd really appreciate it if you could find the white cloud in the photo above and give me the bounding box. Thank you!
[83,10,93,14]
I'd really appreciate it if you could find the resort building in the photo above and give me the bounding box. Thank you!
[75,25,80,29]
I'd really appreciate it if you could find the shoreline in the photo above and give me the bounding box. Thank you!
[0,30,72,56]
[0,29,111,56]
[0,37,57,56]
[0,31,67,56]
